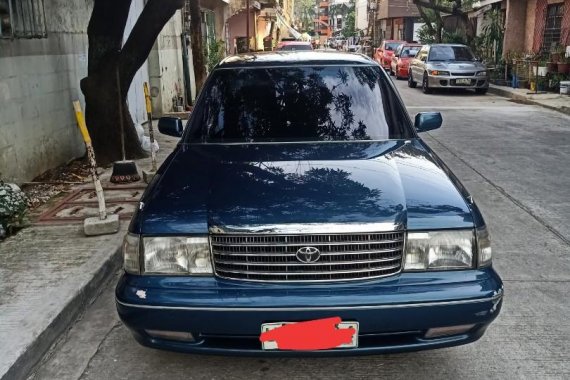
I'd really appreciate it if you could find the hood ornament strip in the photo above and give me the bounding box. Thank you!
[208,223,404,235]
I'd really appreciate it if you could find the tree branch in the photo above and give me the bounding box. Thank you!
[87,0,133,74]
[118,0,185,91]
[416,5,435,35]
[412,0,464,16]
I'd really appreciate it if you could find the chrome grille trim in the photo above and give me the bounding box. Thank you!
[211,231,404,282]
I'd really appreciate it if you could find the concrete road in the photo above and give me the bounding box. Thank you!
[29,80,570,380]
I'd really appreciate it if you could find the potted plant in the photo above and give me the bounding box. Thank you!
[537,58,548,77]
[558,55,570,74]
[547,52,558,73]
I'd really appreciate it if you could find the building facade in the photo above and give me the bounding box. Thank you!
[375,0,420,42]
[0,0,125,183]
[355,0,369,33]
[517,0,569,54]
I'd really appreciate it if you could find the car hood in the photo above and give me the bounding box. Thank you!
[137,140,475,234]
[428,61,486,71]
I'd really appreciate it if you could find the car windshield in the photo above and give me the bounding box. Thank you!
[385,43,401,51]
[188,65,413,143]
[429,46,475,61]
[401,47,420,58]
[278,44,312,51]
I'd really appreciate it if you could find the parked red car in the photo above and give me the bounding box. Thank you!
[390,43,422,79]
[374,40,405,70]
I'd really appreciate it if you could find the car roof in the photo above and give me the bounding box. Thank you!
[218,51,375,69]
[428,43,468,47]
[280,41,311,45]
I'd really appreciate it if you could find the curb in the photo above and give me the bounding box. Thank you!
[488,86,570,116]
[3,246,122,380]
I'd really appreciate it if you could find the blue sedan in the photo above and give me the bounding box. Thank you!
[116,51,503,355]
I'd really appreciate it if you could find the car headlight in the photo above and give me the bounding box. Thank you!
[404,230,475,271]
[477,71,487,76]
[428,70,450,76]
[122,234,213,275]
[143,236,212,274]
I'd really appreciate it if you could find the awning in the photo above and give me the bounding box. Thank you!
[276,10,301,39]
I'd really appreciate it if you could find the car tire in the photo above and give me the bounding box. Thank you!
[476,88,488,95]
[408,71,417,88]
[422,73,432,94]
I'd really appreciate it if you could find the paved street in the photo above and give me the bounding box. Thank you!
[29,80,570,380]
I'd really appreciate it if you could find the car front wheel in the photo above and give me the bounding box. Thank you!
[422,72,433,94]
[408,70,417,88]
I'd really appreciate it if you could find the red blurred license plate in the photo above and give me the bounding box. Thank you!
[260,318,358,350]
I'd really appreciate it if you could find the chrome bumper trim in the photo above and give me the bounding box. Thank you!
[116,289,503,312]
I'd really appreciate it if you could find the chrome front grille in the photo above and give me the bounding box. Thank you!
[451,72,475,76]
[211,232,404,282]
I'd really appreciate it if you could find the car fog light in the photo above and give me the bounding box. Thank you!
[425,324,476,338]
[145,329,195,342]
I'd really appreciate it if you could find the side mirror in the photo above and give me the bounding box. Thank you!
[158,117,184,137]
[415,112,442,133]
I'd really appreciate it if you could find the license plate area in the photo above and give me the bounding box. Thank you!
[261,320,359,350]
[455,78,472,85]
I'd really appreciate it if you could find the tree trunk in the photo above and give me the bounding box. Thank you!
[190,0,207,95]
[80,0,184,165]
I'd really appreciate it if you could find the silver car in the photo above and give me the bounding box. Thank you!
[408,44,489,94]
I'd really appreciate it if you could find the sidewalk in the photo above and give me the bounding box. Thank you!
[488,84,570,116]
[0,131,179,380]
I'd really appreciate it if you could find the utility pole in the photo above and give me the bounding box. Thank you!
[246,0,250,52]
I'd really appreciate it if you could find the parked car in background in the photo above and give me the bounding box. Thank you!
[276,41,313,51]
[276,38,299,50]
[374,40,404,71]
[116,51,503,356]
[390,43,422,79]
[408,44,489,94]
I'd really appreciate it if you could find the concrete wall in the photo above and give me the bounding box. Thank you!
[0,0,153,183]
[0,0,92,183]
[148,11,185,115]
[504,0,528,54]
[524,0,537,52]
[378,0,419,19]
[355,0,368,32]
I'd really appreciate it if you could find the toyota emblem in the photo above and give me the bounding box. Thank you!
[296,246,321,263]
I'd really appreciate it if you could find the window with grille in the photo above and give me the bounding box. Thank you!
[542,3,564,53]
[0,0,47,39]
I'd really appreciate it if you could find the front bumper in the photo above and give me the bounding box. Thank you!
[396,66,409,78]
[116,268,503,356]
[428,74,489,89]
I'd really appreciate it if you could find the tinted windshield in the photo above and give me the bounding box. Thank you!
[385,43,401,51]
[188,65,412,143]
[278,44,312,51]
[401,47,420,58]
[429,46,474,61]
